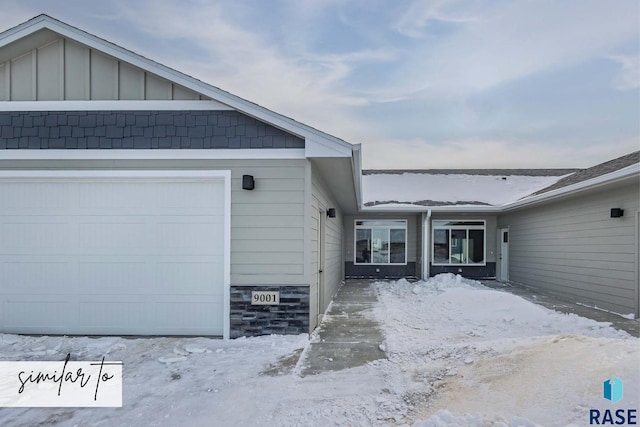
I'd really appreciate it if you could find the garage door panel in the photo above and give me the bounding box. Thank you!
[157,261,224,294]
[77,302,152,332]
[0,175,227,336]
[159,222,224,255]
[158,182,224,210]
[2,261,73,292]
[156,302,223,333]
[2,222,74,253]
[4,301,73,329]
[0,182,78,210]
[80,262,153,293]
[79,222,156,255]
[78,182,155,210]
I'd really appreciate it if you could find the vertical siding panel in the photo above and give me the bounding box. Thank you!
[10,52,33,101]
[64,40,89,100]
[172,84,200,100]
[90,51,118,100]
[119,62,145,100]
[145,73,172,100]
[37,40,62,100]
[0,64,5,101]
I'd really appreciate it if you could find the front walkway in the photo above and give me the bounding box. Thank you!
[297,280,386,376]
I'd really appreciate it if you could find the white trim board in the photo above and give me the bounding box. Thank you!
[0,148,306,160]
[0,100,233,111]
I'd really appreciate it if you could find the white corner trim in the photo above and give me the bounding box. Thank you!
[0,100,233,111]
[222,169,232,340]
[0,148,306,160]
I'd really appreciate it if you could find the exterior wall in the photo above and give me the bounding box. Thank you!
[429,214,497,279]
[310,164,344,328]
[0,35,208,101]
[0,111,304,149]
[0,157,309,337]
[344,213,420,278]
[498,182,639,317]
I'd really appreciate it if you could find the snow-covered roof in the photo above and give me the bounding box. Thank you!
[363,151,639,209]
[362,170,572,208]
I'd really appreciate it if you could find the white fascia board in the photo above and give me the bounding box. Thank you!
[1,16,353,155]
[502,163,640,211]
[360,205,502,213]
[305,137,352,158]
[0,100,233,111]
[351,144,363,208]
[0,149,306,160]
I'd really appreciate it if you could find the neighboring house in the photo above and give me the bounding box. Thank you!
[0,16,638,339]
[357,152,639,319]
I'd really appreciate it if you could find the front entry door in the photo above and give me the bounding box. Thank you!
[499,228,509,282]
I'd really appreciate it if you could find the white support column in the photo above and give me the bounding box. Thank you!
[422,209,432,280]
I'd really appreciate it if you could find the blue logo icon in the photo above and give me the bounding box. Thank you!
[603,376,623,403]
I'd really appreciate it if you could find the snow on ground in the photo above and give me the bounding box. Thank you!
[375,275,638,426]
[0,274,637,426]
[362,173,567,206]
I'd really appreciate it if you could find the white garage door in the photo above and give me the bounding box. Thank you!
[0,171,229,336]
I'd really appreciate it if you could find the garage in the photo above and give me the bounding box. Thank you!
[0,170,230,337]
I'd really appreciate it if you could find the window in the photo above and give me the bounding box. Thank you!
[432,220,485,265]
[355,220,407,265]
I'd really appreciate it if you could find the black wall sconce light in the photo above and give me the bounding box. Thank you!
[326,208,336,218]
[610,208,624,218]
[242,175,255,190]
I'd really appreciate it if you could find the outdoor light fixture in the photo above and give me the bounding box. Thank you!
[610,208,624,218]
[242,175,255,190]
[326,208,336,218]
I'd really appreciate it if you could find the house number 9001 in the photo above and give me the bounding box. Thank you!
[251,291,280,305]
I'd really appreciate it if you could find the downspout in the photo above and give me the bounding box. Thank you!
[422,209,432,280]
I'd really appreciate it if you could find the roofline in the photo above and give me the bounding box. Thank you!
[502,162,639,212]
[362,162,639,213]
[0,15,352,158]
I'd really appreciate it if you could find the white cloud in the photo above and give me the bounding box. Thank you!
[609,55,640,90]
[389,0,640,98]
[393,0,477,39]
[111,0,382,138]
[361,136,639,169]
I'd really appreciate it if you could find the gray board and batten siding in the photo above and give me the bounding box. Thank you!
[0,32,208,101]
[498,181,640,318]
[0,111,304,150]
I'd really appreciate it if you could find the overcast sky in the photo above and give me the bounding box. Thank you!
[1,1,638,168]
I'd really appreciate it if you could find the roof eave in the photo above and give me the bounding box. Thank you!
[0,15,353,158]
[502,163,640,212]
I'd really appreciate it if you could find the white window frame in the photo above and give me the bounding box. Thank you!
[354,219,408,266]
[431,220,486,266]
